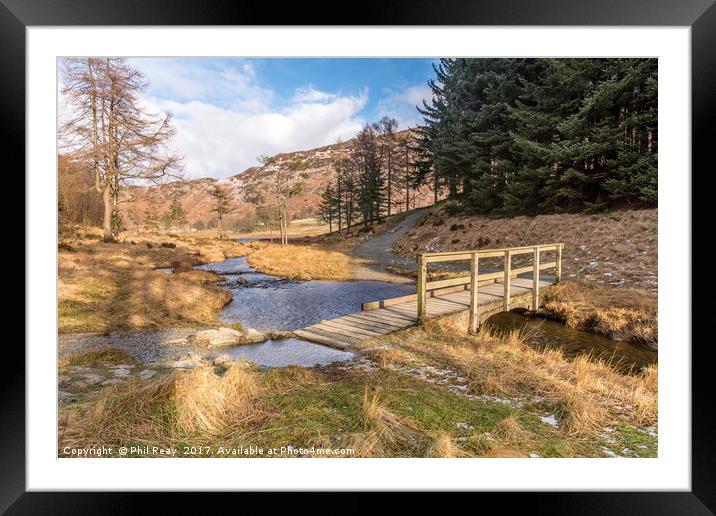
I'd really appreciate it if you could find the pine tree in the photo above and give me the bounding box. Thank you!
[416,58,658,215]
[163,197,187,231]
[209,184,233,238]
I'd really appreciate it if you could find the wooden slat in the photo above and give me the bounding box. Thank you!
[425,275,471,290]
[353,310,414,326]
[317,319,386,338]
[422,243,563,261]
[339,314,407,332]
[381,307,419,320]
[365,308,418,324]
[293,329,352,349]
[298,325,361,345]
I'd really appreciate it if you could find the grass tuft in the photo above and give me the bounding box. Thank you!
[59,347,140,370]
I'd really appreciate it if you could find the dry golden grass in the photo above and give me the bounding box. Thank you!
[175,366,261,436]
[59,347,140,370]
[343,387,423,457]
[365,347,410,369]
[57,231,247,333]
[425,433,465,458]
[60,365,264,452]
[245,242,353,281]
[373,314,658,436]
[542,280,657,346]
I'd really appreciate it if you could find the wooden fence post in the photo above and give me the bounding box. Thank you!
[417,254,427,323]
[503,250,511,311]
[469,252,479,333]
[556,244,562,283]
[532,246,540,310]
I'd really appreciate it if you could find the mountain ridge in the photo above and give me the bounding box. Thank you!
[119,129,432,231]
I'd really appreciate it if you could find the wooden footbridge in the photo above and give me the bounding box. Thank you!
[294,244,563,349]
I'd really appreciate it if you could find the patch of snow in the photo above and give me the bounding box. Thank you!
[540,414,559,428]
[529,453,541,458]
[600,446,618,458]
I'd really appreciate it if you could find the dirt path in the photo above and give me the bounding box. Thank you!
[349,210,427,283]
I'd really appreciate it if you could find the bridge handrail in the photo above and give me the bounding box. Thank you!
[416,243,563,331]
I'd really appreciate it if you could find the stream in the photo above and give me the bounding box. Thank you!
[62,252,656,372]
[485,311,657,373]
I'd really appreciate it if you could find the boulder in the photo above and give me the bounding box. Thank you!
[190,327,243,348]
[242,328,267,344]
[268,330,294,340]
[187,326,268,348]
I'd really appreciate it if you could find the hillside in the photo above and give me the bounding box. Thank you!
[394,207,658,292]
[119,130,433,231]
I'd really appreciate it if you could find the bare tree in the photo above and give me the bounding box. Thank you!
[258,155,305,246]
[209,184,234,239]
[60,58,182,241]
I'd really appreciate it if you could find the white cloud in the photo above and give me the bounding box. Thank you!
[127,58,274,113]
[147,90,367,179]
[127,60,367,179]
[292,86,337,103]
[377,84,432,129]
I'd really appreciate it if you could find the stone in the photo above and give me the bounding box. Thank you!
[112,369,131,378]
[58,390,75,403]
[101,378,126,386]
[241,328,267,344]
[190,327,243,348]
[138,369,157,380]
[268,330,294,340]
[213,354,235,367]
[58,375,72,384]
[82,374,103,384]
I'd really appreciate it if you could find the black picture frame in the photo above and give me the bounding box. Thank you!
[5,0,713,511]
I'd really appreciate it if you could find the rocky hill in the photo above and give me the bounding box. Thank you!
[119,130,433,231]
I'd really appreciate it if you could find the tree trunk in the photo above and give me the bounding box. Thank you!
[102,186,113,241]
[217,214,223,239]
[387,151,392,216]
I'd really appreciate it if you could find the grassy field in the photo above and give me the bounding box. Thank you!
[58,227,248,333]
[244,242,354,281]
[59,311,656,458]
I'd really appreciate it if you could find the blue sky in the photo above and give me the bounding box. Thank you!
[121,58,437,178]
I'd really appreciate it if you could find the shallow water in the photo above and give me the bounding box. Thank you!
[219,338,354,367]
[485,311,657,372]
[197,257,415,331]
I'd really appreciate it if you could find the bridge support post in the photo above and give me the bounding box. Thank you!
[417,254,427,323]
[532,247,540,310]
[469,252,479,333]
[503,250,512,312]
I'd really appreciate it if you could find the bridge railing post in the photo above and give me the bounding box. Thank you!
[503,249,512,312]
[469,252,479,333]
[556,244,562,283]
[532,246,540,310]
[417,254,427,323]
